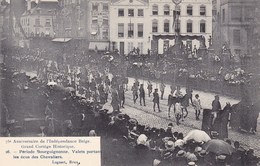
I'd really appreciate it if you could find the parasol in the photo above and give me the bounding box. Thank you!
[202,139,235,155]
[183,129,211,143]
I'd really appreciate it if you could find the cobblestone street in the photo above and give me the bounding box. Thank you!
[109,77,260,157]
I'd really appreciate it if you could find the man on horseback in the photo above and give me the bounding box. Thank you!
[173,86,183,99]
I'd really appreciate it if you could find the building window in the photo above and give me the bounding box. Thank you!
[231,6,242,22]
[222,9,225,22]
[245,6,254,21]
[164,20,170,32]
[35,18,40,26]
[187,5,193,16]
[164,5,170,15]
[103,3,108,11]
[103,31,108,39]
[138,9,144,16]
[128,23,134,38]
[92,17,98,24]
[118,23,124,37]
[152,5,158,15]
[187,20,192,33]
[45,19,51,27]
[118,9,124,17]
[92,3,98,11]
[103,18,108,25]
[233,29,240,45]
[200,20,206,33]
[200,6,206,16]
[128,9,134,17]
[152,20,158,32]
[138,23,143,37]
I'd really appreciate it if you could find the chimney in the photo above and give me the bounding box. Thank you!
[27,0,31,11]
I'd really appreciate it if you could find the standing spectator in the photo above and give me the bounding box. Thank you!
[193,94,202,120]
[131,83,138,104]
[167,91,174,118]
[118,85,125,108]
[212,95,221,125]
[147,80,153,97]
[175,100,182,125]
[111,88,120,112]
[139,84,146,106]
[153,89,161,112]
[160,82,166,100]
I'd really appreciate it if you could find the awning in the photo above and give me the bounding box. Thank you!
[89,41,109,51]
[52,38,72,42]
[153,34,203,40]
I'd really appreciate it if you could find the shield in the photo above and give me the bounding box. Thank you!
[183,129,211,143]
[202,139,235,155]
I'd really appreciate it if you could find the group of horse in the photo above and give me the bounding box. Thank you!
[167,91,259,137]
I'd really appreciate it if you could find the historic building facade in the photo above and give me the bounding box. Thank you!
[87,0,110,51]
[149,0,212,54]
[219,0,257,60]
[56,0,88,39]
[19,0,59,38]
[109,0,149,55]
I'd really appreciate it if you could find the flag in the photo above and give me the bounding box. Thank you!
[172,10,176,30]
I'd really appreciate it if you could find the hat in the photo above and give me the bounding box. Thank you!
[194,147,202,153]
[176,150,186,157]
[186,153,198,162]
[217,155,226,162]
[168,123,173,127]
[89,130,97,136]
[137,134,148,145]
[187,162,197,166]
[175,139,185,148]
[165,140,175,149]
[129,118,138,125]
[162,151,173,160]
[115,113,125,121]
[199,150,207,157]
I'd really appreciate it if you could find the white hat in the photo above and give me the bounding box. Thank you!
[137,134,148,145]
[175,139,185,148]
[165,140,175,149]
[89,130,97,136]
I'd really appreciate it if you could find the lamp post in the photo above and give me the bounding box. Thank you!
[172,0,182,86]
[172,0,182,46]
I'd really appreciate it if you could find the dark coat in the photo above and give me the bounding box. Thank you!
[153,92,159,103]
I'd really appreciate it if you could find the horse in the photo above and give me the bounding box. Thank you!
[167,94,191,119]
[230,101,259,134]
[201,103,232,139]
